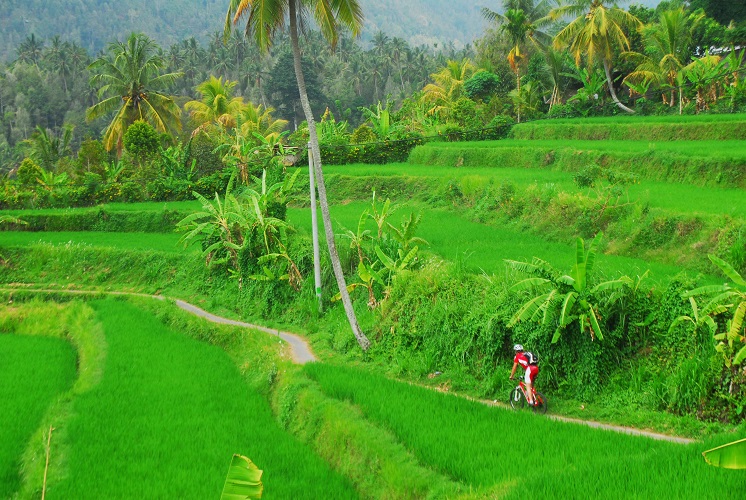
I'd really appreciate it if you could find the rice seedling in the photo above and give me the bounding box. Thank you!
[0,231,186,253]
[305,362,746,498]
[49,299,355,498]
[0,334,76,498]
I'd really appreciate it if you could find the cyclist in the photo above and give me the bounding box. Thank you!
[509,344,539,406]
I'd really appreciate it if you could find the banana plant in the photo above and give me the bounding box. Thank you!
[507,233,633,343]
[176,173,249,270]
[680,255,746,369]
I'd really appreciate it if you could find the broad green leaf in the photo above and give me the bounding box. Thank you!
[509,277,551,292]
[702,438,746,469]
[559,292,577,327]
[552,326,562,344]
[709,254,746,288]
[728,302,746,342]
[668,315,694,334]
[587,303,604,341]
[682,284,729,298]
[375,245,396,270]
[220,454,263,499]
[508,292,553,327]
[734,344,746,365]
[585,232,602,275]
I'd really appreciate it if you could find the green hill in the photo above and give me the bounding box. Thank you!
[0,0,485,62]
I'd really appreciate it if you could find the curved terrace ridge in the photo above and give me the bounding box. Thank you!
[0,287,316,364]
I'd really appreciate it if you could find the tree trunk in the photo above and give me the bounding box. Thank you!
[288,0,371,351]
[603,59,634,114]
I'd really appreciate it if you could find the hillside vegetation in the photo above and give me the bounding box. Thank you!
[0,0,483,62]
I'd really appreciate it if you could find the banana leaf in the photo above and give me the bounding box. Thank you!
[220,454,263,499]
[702,438,746,469]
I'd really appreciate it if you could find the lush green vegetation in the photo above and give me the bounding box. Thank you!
[0,334,75,498]
[305,362,746,498]
[0,299,358,498]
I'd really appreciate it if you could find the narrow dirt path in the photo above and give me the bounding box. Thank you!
[2,286,697,444]
[0,287,316,364]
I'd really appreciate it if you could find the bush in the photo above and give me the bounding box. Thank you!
[16,158,45,186]
[350,125,377,144]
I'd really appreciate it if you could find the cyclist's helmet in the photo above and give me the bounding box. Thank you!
[513,344,524,351]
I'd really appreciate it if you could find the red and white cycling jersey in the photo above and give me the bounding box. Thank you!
[514,352,529,369]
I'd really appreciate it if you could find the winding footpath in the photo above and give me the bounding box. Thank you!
[0,287,316,364]
[2,286,696,444]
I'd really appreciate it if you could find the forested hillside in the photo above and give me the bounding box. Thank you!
[0,0,485,62]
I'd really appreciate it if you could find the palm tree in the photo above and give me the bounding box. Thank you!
[86,33,183,153]
[21,125,74,170]
[17,34,44,66]
[226,0,371,350]
[622,8,704,108]
[185,76,245,134]
[482,0,552,121]
[551,0,642,113]
[421,59,477,119]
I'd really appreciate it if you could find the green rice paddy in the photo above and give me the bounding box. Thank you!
[0,334,76,498]
[325,163,746,218]
[49,299,355,498]
[305,362,746,498]
[0,231,185,252]
[417,139,746,159]
[288,203,703,282]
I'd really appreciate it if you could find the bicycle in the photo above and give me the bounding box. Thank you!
[509,379,547,414]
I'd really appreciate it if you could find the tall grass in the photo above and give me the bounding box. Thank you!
[0,231,186,252]
[0,334,76,498]
[0,200,202,216]
[305,363,746,498]
[50,299,355,499]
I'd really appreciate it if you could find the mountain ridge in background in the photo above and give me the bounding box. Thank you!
[1,0,486,61]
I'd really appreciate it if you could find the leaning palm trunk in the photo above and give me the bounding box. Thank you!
[603,60,634,113]
[288,0,370,350]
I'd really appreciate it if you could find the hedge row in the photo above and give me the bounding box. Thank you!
[296,123,514,166]
[510,119,746,141]
[408,144,746,188]
[1,208,188,233]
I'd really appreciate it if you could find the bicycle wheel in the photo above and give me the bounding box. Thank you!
[532,392,547,414]
[509,387,525,410]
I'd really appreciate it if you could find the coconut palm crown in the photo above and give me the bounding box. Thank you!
[86,33,183,153]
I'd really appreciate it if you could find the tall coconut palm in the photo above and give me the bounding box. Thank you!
[551,0,642,113]
[226,0,371,350]
[86,33,183,153]
[482,0,553,121]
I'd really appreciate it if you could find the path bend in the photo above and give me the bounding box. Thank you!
[0,286,316,364]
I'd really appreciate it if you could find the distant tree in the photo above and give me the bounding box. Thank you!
[86,33,183,153]
[551,0,643,114]
[689,0,746,25]
[17,34,44,66]
[185,76,244,134]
